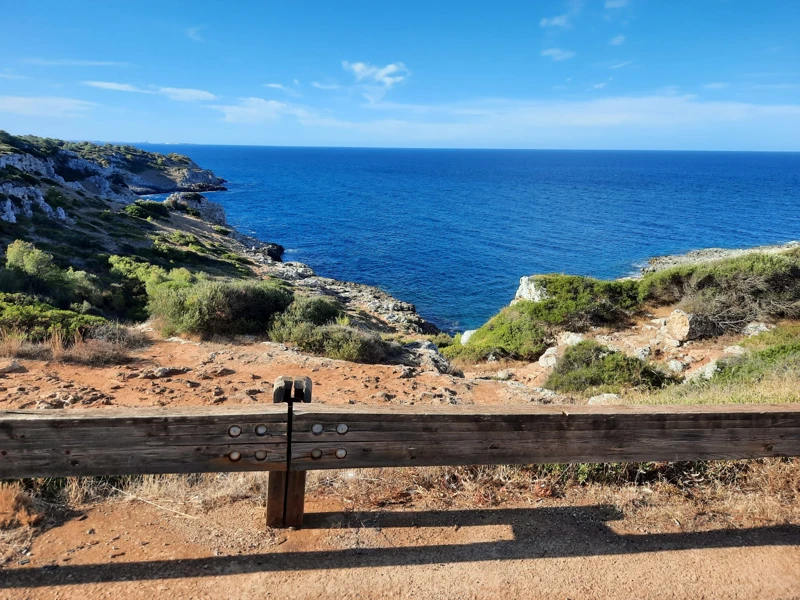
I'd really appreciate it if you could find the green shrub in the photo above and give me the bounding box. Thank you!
[269,295,344,342]
[124,200,170,220]
[639,252,800,331]
[148,279,293,337]
[545,340,674,394]
[212,225,231,236]
[0,293,105,341]
[712,342,800,385]
[289,323,387,363]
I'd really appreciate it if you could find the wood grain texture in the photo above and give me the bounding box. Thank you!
[0,406,288,478]
[291,404,800,470]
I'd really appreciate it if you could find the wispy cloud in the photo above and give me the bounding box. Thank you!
[24,58,132,67]
[83,81,151,93]
[0,96,96,117]
[540,0,581,28]
[82,81,216,101]
[610,35,626,46]
[604,0,629,8]
[0,71,28,80]
[159,87,216,101]
[592,83,608,89]
[609,60,634,69]
[342,61,410,102]
[747,83,800,90]
[312,81,340,90]
[185,26,204,42]
[703,82,729,90]
[264,83,301,97]
[541,48,576,62]
[209,96,351,128]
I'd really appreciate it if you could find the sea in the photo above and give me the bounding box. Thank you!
[138,146,800,333]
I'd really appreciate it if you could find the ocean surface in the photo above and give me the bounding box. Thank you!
[138,146,800,332]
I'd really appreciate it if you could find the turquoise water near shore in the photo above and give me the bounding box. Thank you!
[139,145,800,332]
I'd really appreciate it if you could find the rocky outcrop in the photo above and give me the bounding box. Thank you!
[513,276,548,303]
[642,241,800,274]
[165,192,228,226]
[665,310,717,342]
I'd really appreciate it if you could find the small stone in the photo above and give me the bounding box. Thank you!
[588,393,620,405]
[743,322,773,337]
[557,332,584,347]
[664,338,681,348]
[667,359,686,373]
[634,346,652,361]
[0,360,26,374]
[538,347,559,368]
[723,345,747,356]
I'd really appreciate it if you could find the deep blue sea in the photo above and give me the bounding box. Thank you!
[138,146,800,332]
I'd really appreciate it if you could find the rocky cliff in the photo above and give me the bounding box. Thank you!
[0,131,225,224]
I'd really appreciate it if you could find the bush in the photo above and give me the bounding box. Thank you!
[148,279,293,337]
[85,322,150,349]
[712,342,800,385]
[212,226,231,236]
[639,252,800,332]
[0,293,104,341]
[290,323,387,363]
[545,340,674,394]
[124,200,170,220]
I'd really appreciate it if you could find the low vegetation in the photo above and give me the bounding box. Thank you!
[450,251,800,364]
[545,340,674,394]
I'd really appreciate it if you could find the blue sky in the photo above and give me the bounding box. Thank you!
[1,0,799,150]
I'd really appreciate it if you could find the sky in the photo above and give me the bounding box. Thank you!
[1,0,799,150]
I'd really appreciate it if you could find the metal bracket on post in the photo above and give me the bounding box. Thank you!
[266,376,311,529]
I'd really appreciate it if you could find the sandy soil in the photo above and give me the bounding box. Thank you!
[1,335,799,599]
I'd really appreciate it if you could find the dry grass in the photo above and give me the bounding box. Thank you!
[624,370,800,405]
[0,327,143,366]
[0,483,43,529]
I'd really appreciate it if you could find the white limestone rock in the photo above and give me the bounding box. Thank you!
[538,347,559,368]
[588,393,621,405]
[513,276,547,303]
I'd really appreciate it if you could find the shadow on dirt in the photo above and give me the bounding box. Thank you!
[3,505,798,588]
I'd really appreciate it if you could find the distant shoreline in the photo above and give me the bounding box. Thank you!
[639,241,800,275]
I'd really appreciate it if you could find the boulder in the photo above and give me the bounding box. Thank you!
[634,346,652,361]
[557,332,584,347]
[685,359,720,382]
[165,192,228,225]
[538,347,559,368]
[743,322,773,337]
[0,360,26,374]
[667,359,686,373]
[588,393,621,405]
[401,341,460,376]
[723,345,747,356]
[513,276,547,303]
[461,329,477,345]
[665,310,715,342]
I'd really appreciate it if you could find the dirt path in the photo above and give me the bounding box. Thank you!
[2,496,799,600]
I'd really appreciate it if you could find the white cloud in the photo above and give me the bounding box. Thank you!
[209,96,352,128]
[312,82,339,90]
[592,83,607,89]
[82,81,216,101]
[0,72,27,80]
[704,82,729,90]
[185,27,204,42]
[341,61,410,102]
[610,35,626,46]
[158,87,217,102]
[24,58,132,67]
[293,79,300,85]
[605,0,628,8]
[83,81,151,93]
[342,61,409,87]
[264,83,301,97]
[609,60,634,69]
[541,48,576,62]
[0,96,95,117]
[540,14,572,28]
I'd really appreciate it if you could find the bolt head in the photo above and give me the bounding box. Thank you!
[311,424,324,435]
[255,450,268,461]
[310,448,323,459]
[255,424,268,436]
[228,426,242,438]
[336,423,348,435]
[229,451,242,462]
[335,448,347,459]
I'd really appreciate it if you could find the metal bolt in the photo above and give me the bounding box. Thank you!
[335,448,347,459]
[255,450,268,461]
[310,448,323,459]
[311,424,324,435]
[228,426,242,438]
[229,451,242,462]
[255,424,268,436]
[336,423,348,435]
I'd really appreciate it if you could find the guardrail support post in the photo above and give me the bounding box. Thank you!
[266,376,311,529]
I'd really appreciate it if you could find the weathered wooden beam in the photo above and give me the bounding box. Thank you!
[290,404,800,470]
[0,406,288,478]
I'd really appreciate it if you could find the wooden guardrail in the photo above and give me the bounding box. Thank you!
[2,376,800,529]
